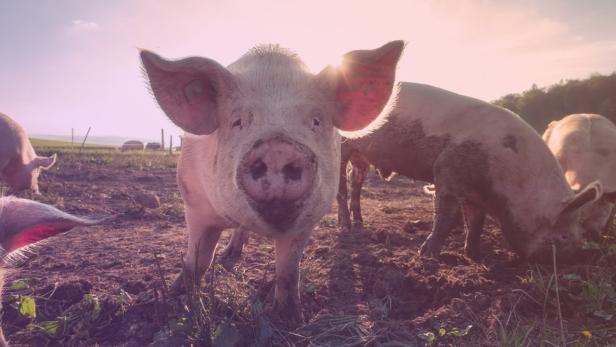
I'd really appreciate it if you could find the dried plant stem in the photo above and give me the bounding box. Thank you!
[552,244,566,346]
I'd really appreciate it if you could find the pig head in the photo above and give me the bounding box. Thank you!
[141,41,404,323]
[543,113,616,237]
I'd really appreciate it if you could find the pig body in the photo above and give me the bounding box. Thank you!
[141,42,404,322]
[543,114,616,236]
[0,197,109,346]
[339,82,602,261]
[0,113,57,194]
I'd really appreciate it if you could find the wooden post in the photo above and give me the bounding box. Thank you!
[161,129,165,151]
[71,128,74,150]
[169,136,173,154]
[79,127,91,153]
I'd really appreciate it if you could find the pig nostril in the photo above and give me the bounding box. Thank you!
[250,160,267,180]
[283,163,303,181]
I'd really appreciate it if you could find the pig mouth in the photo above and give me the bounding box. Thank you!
[249,199,305,231]
[236,135,317,232]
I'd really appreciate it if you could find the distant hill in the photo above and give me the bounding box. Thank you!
[493,72,616,133]
[30,134,157,147]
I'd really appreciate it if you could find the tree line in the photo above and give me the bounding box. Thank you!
[493,72,616,133]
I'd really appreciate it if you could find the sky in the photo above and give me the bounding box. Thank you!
[1,0,615,140]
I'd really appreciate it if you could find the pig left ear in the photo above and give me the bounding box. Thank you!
[0,197,110,254]
[318,41,405,131]
[559,180,603,217]
[32,154,57,170]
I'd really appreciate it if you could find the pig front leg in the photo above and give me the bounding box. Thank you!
[337,152,352,232]
[220,227,249,270]
[462,203,486,261]
[171,209,224,294]
[419,189,460,257]
[273,231,310,325]
[349,152,370,229]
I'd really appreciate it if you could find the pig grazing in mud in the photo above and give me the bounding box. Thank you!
[543,114,616,237]
[141,41,404,322]
[0,113,57,194]
[338,82,604,261]
[0,197,108,346]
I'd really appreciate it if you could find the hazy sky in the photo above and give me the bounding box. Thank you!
[1,0,615,139]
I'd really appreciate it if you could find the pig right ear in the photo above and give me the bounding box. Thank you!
[318,41,405,132]
[140,50,236,135]
[0,197,111,254]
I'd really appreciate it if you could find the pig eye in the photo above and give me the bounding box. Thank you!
[232,119,242,129]
[310,117,321,132]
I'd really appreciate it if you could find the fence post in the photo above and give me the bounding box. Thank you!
[79,127,91,153]
[161,129,165,151]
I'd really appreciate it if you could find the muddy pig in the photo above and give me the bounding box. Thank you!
[336,82,603,261]
[141,41,404,322]
[543,114,616,237]
[0,113,57,195]
[0,197,109,346]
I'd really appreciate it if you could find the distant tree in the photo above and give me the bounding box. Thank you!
[493,72,616,133]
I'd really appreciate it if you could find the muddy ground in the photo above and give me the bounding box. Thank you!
[3,154,615,346]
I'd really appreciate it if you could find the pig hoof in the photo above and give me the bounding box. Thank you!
[273,305,303,327]
[352,220,364,230]
[220,247,242,271]
[169,272,193,295]
[464,248,481,261]
[419,238,441,257]
[339,221,352,233]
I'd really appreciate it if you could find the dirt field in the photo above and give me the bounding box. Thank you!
[2,152,616,346]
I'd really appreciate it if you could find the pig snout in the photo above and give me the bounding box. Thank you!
[239,136,316,229]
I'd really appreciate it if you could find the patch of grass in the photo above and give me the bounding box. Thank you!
[30,138,114,149]
[39,150,179,170]
[510,231,616,346]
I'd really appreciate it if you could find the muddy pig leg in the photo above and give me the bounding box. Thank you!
[419,185,461,257]
[349,152,370,229]
[273,231,310,326]
[220,227,249,270]
[462,202,486,261]
[171,208,224,294]
[337,149,352,232]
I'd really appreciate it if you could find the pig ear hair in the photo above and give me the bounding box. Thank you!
[319,40,405,132]
[140,50,237,135]
[32,153,57,170]
[560,180,603,216]
[0,197,111,257]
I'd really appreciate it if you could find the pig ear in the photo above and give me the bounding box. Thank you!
[318,41,405,131]
[0,197,109,253]
[559,180,603,217]
[140,50,236,135]
[32,154,57,170]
